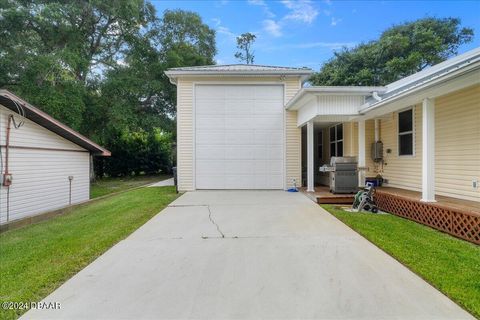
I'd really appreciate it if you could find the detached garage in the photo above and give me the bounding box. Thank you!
[165,64,312,191]
[0,90,110,225]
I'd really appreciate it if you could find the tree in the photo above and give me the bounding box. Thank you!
[310,17,474,86]
[0,0,156,129]
[234,32,256,64]
[0,2,217,177]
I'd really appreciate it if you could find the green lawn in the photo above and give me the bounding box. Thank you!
[90,174,171,198]
[0,186,178,320]
[323,205,480,318]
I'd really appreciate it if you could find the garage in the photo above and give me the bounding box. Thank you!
[195,85,284,189]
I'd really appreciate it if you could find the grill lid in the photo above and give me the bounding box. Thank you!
[330,156,358,166]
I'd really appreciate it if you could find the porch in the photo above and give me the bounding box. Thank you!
[301,185,480,244]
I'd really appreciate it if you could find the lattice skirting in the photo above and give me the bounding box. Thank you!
[374,191,480,245]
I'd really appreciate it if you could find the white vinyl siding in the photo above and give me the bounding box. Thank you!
[0,105,90,224]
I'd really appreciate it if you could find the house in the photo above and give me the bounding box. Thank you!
[165,48,480,243]
[0,90,110,226]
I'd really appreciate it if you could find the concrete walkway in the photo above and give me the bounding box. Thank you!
[148,177,174,187]
[22,191,472,320]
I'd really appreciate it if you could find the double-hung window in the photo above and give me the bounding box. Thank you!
[329,124,343,157]
[398,108,414,156]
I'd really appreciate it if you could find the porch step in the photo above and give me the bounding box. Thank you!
[301,187,355,205]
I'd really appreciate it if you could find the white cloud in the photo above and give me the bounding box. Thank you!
[247,0,275,18]
[218,26,236,38]
[330,17,342,26]
[263,19,282,37]
[211,18,221,27]
[281,0,319,24]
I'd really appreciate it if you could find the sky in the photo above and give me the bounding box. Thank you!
[152,0,480,71]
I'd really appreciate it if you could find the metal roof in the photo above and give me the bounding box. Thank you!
[165,64,313,83]
[167,64,312,72]
[0,89,110,156]
[362,46,480,110]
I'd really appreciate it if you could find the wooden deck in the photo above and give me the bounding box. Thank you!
[301,186,355,205]
[302,185,480,244]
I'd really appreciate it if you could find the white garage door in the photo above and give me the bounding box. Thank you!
[195,85,284,189]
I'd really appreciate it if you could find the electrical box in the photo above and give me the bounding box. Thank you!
[371,141,383,162]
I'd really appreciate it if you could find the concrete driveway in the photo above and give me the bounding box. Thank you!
[23,191,472,320]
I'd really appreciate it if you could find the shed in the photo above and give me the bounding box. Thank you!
[0,90,110,225]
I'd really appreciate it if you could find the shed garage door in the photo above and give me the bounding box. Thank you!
[195,85,284,189]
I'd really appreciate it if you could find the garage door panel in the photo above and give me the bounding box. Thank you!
[196,86,225,99]
[196,175,224,189]
[225,116,253,129]
[196,146,225,160]
[225,101,254,115]
[225,160,255,174]
[268,146,284,160]
[196,101,225,115]
[267,160,283,174]
[197,131,225,145]
[254,101,283,114]
[196,115,225,129]
[225,86,254,98]
[195,85,284,189]
[225,146,254,160]
[225,175,254,189]
[196,160,225,174]
[254,86,283,99]
[225,131,255,145]
[253,115,283,129]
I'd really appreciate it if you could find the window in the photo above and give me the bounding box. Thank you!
[398,108,414,156]
[329,124,343,157]
[317,131,323,160]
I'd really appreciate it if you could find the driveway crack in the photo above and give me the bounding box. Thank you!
[207,206,225,238]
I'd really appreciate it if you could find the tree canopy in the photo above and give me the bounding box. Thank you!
[310,17,474,86]
[234,32,256,64]
[0,1,216,176]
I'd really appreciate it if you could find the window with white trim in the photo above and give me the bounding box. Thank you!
[329,124,343,157]
[398,108,414,156]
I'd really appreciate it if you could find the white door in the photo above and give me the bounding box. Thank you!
[195,85,284,189]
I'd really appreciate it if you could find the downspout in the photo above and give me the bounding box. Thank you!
[3,115,13,222]
[374,119,380,143]
[372,91,382,142]
[3,115,13,186]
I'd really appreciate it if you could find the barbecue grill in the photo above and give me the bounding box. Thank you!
[319,157,359,194]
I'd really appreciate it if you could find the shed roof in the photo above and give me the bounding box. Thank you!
[0,89,110,156]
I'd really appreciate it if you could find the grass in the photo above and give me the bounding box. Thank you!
[0,186,179,320]
[323,205,480,318]
[90,174,171,198]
